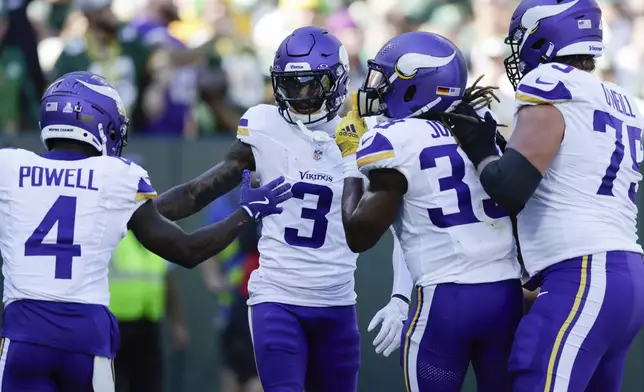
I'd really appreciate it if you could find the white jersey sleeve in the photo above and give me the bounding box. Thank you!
[112,159,158,212]
[514,63,579,110]
[356,123,412,183]
[236,104,274,148]
[390,227,413,298]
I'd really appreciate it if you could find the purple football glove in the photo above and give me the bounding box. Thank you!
[239,170,293,220]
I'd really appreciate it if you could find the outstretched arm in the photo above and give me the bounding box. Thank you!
[132,170,290,268]
[390,229,413,302]
[366,227,412,358]
[341,169,406,253]
[154,139,255,221]
[129,199,253,268]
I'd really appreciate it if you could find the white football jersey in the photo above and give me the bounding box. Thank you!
[237,105,358,306]
[357,118,520,286]
[0,148,157,306]
[514,63,644,276]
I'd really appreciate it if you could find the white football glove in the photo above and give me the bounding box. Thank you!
[367,297,409,357]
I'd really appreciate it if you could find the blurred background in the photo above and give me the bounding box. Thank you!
[2,0,644,391]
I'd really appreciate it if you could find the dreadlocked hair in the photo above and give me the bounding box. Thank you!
[462,74,501,111]
[418,75,506,129]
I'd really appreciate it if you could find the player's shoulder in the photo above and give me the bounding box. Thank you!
[0,147,28,157]
[356,119,416,171]
[0,147,37,165]
[95,156,147,180]
[99,157,157,199]
[516,62,590,105]
[368,118,420,141]
[237,104,281,136]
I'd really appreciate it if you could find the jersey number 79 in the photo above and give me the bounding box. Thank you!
[24,196,82,279]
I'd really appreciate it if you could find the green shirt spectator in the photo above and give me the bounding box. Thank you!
[0,45,39,134]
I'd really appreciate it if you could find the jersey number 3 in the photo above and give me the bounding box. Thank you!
[24,196,81,279]
[284,182,333,249]
[420,144,507,228]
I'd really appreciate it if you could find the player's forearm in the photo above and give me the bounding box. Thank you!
[341,178,373,253]
[391,231,413,301]
[155,160,243,220]
[173,209,253,268]
[155,141,254,221]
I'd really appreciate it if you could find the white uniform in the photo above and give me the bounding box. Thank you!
[514,63,644,276]
[356,117,520,286]
[237,105,358,306]
[0,148,157,306]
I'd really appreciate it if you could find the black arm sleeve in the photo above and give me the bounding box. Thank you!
[479,148,543,216]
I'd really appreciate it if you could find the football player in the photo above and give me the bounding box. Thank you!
[0,71,291,391]
[335,31,523,392]
[447,0,644,391]
[153,26,414,391]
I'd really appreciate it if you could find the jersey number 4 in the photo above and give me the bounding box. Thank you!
[24,196,81,279]
[420,144,507,228]
[284,182,333,249]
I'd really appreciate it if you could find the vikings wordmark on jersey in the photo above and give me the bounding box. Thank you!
[237,104,360,390]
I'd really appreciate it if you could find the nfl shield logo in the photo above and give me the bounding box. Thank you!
[313,145,323,161]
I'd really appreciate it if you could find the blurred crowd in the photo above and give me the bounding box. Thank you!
[1,0,643,141]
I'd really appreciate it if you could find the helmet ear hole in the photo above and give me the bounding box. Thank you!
[109,128,117,141]
[531,39,546,50]
[404,85,416,103]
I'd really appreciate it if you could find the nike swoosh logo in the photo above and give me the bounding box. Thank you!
[535,77,554,86]
[537,291,548,297]
[248,197,269,205]
[362,135,374,145]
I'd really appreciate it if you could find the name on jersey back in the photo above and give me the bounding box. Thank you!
[19,166,98,191]
[601,84,636,119]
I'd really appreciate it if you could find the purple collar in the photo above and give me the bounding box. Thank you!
[41,150,92,161]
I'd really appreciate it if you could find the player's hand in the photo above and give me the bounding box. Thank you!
[368,297,409,357]
[445,102,500,167]
[239,170,293,220]
[335,92,368,157]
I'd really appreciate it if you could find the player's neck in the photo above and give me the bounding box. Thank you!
[49,140,100,158]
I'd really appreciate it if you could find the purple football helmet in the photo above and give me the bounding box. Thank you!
[357,31,467,119]
[40,71,129,156]
[270,26,350,126]
[504,0,603,89]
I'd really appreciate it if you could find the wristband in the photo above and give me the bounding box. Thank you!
[392,294,410,305]
[342,155,362,179]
